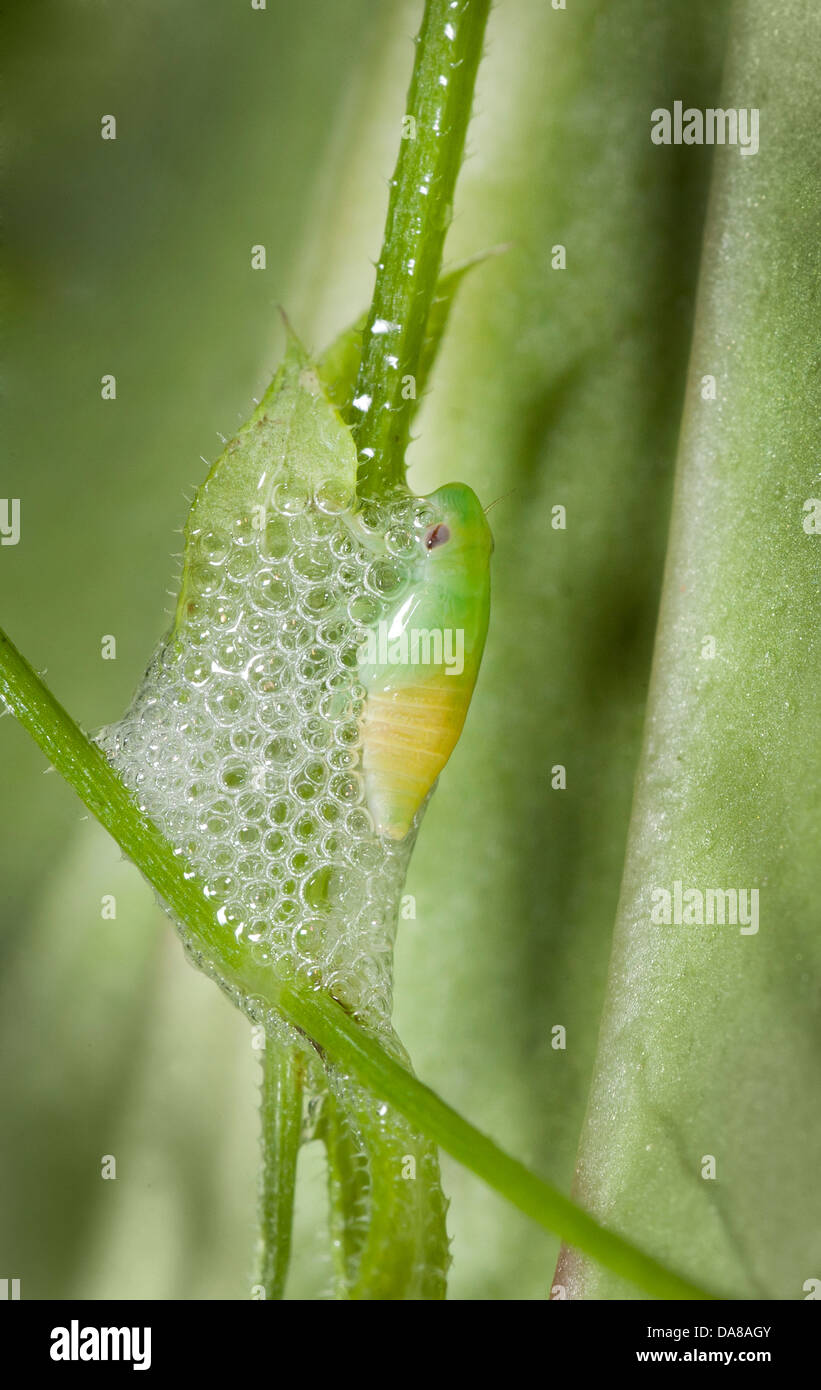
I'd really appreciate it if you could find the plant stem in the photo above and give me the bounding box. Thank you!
[322,1091,370,1292]
[353,0,491,495]
[330,1038,449,1300]
[258,1038,304,1300]
[328,0,491,1297]
[0,622,718,1299]
[324,1085,449,1300]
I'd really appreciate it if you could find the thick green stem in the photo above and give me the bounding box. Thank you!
[283,0,488,1296]
[323,1085,448,1301]
[0,623,718,1299]
[258,1038,304,1300]
[324,1032,449,1300]
[353,0,491,495]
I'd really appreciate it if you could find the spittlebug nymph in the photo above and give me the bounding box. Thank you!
[358,482,493,839]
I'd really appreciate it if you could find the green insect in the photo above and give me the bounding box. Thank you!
[358,482,493,839]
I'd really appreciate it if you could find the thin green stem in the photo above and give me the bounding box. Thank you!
[0,624,717,1300]
[258,1038,304,1300]
[322,1091,371,1293]
[353,0,491,495]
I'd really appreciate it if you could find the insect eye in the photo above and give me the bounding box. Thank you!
[425,523,451,550]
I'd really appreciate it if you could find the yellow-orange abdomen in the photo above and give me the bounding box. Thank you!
[360,676,471,840]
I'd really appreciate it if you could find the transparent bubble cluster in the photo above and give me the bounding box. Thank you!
[97,483,438,1029]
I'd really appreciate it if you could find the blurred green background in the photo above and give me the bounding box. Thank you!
[2,0,731,1298]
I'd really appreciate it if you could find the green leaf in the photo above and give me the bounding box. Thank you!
[176,330,356,624]
[561,0,821,1301]
[317,250,505,422]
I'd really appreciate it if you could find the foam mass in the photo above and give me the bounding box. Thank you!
[94,333,451,1297]
[97,340,434,1034]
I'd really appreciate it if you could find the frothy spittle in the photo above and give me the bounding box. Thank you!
[97,478,437,1030]
[95,330,459,1296]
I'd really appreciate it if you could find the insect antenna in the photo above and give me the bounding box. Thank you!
[483,488,518,515]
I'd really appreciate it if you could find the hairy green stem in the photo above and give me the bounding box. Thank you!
[326,1030,448,1299]
[0,623,717,1299]
[258,1039,304,1300]
[353,0,491,494]
[322,1092,371,1292]
[323,1092,444,1299]
[326,0,490,1298]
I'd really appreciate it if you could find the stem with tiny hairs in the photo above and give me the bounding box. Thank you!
[258,1039,304,1300]
[323,0,493,1298]
[353,0,491,496]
